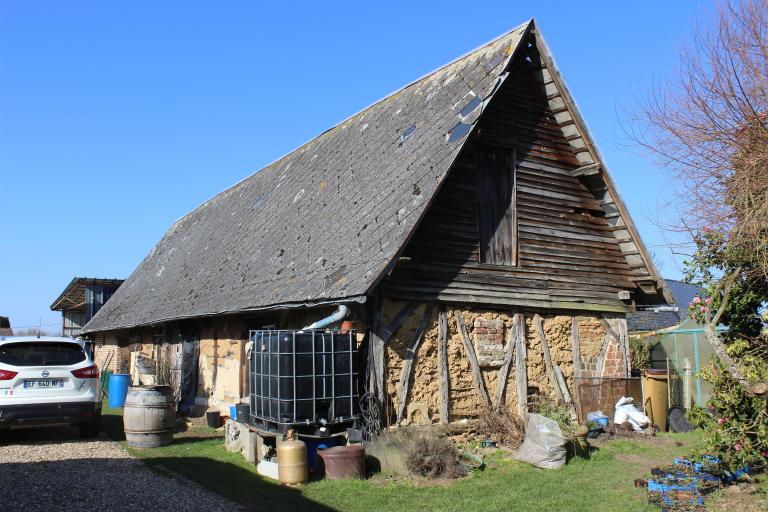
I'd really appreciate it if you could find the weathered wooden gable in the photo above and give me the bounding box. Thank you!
[382,31,640,312]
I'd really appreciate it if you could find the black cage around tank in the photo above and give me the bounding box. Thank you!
[248,330,360,432]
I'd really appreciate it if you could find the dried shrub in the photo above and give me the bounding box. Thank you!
[529,395,576,439]
[476,406,527,448]
[383,427,464,479]
[629,335,657,370]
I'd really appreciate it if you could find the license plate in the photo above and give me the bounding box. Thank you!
[24,379,64,388]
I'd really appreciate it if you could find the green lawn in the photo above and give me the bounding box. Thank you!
[101,402,713,512]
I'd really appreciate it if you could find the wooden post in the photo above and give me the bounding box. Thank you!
[494,313,521,408]
[438,308,450,424]
[514,315,528,415]
[396,306,433,424]
[533,314,564,403]
[455,312,490,407]
[571,317,581,376]
[239,338,247,400]
[367,303,386,404]
[619,318,630,378]
[570,317,583,421]
[367,300,419,404]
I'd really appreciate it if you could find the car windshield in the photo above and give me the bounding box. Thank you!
[0,342,86,366]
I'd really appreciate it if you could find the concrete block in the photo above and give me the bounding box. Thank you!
[243,431,259,464]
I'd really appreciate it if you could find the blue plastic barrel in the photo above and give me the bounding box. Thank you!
[301,435,343,470]
[229,404,237,421]
[108,373,132,408]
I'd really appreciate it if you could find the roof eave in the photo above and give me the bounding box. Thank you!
[81,293,368,334]
[531,24,672,305]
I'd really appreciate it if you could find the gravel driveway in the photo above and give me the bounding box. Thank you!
[0,430,242,511]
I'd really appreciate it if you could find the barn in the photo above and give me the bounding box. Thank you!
[82,20,670,428]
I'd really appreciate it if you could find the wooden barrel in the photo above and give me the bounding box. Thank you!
[123,385,175,448]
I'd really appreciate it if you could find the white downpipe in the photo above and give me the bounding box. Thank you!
[301,305,349,330]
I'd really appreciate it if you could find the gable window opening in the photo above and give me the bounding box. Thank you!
[475,145,518,266]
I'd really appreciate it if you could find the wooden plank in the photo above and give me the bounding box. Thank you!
[595,332,611,379]
[396,305,434,424]
[379,288,632,314]
[514,314,528,415]
[438,308,450,424]
[494,313,521,407]
[572,163,601,176]
[533,314,564,402]
[599,317,620,342]
[380,302,419,342]
[554,366,573,407]
[455,312,490,407]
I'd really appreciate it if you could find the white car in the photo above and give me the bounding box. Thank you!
[0,336,102,437]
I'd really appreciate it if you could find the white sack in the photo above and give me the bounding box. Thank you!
[516,413,568,469]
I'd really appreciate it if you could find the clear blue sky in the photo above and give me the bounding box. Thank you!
[0,1,709,332]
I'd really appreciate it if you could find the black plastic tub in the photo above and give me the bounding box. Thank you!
[248,330,360,433]
[206,410,220,428]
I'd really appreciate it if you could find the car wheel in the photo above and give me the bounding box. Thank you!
[79,414,101,439]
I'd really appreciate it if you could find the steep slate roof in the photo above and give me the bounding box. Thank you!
[84,20,667,334]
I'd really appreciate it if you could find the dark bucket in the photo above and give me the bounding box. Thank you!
[236,404,250,423]
[206,411,221,428]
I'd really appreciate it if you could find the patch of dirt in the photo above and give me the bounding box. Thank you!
[171,417,223,440]
[707,478,768,511]
[615,452,663,472]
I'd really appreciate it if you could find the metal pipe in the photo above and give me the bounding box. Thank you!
[302,305,349,330]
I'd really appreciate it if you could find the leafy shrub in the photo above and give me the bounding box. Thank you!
[529,396,575,438]
[689,338,768,471]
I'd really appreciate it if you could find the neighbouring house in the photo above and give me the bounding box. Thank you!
[50,277,124,371]
[0,316,12,337]
[628,279,724,408]
[82,20,671,426]
[628,279,702,334]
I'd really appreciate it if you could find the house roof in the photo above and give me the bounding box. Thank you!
[628,279,702,332]
[84,20,668,334]
[50,277,125,312]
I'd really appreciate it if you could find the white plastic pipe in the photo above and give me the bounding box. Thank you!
[301,305,349,330]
